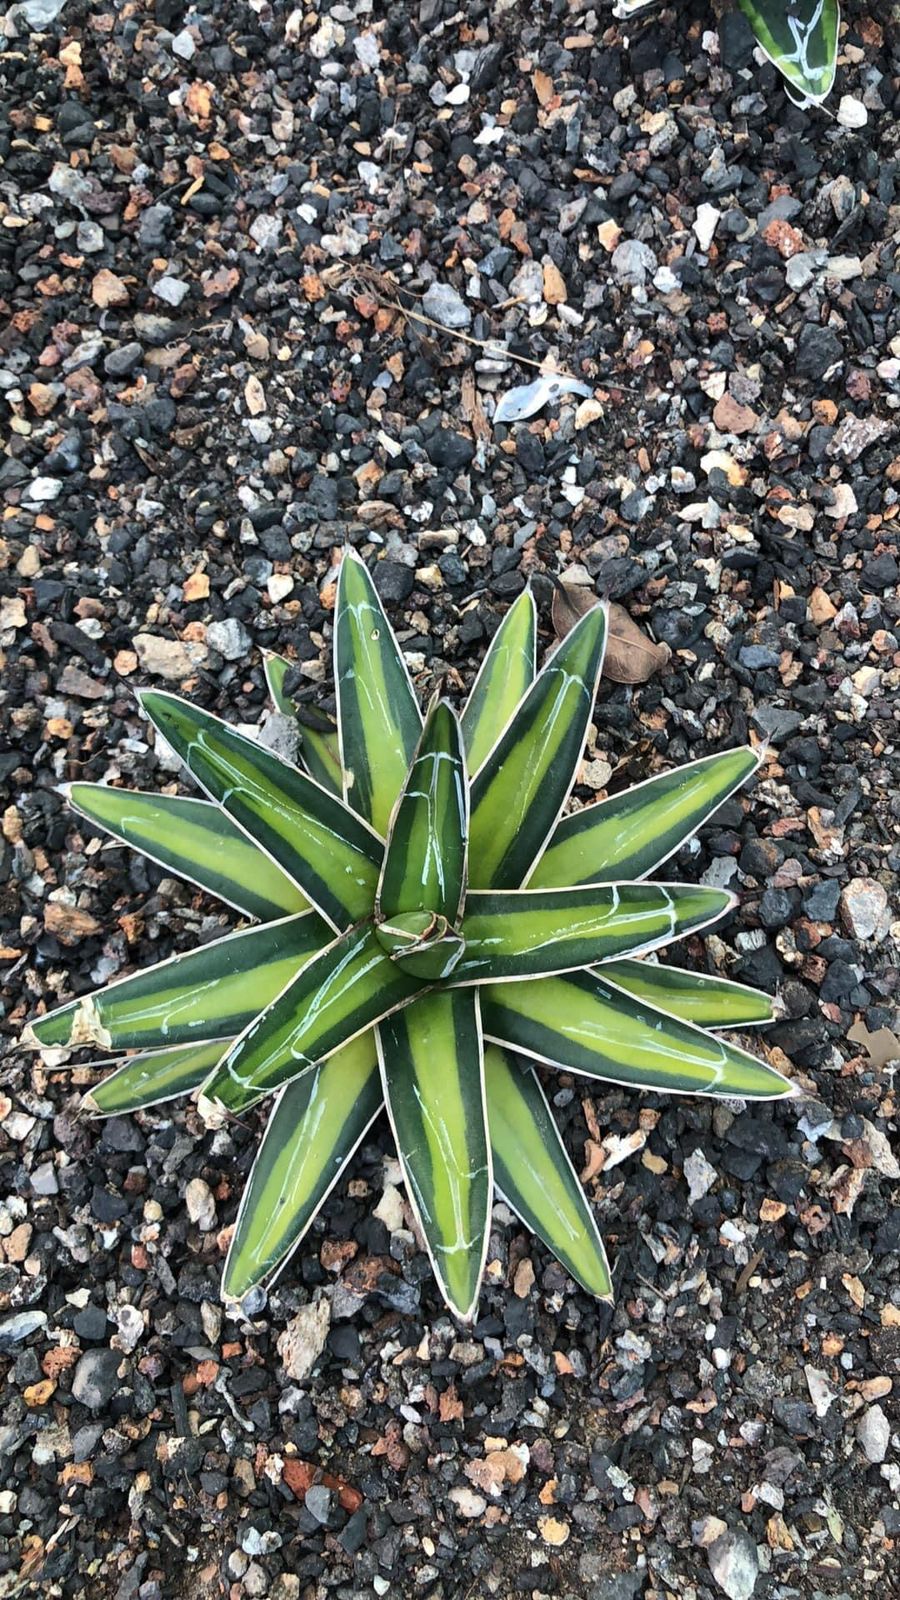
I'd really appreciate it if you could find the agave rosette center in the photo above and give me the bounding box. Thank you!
[28,550,793,1322]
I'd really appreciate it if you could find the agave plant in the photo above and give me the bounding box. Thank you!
[615,0,839,106]
[27,552,793,1321]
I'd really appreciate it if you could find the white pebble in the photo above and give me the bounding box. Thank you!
[693,202,721,252]
[837,95,867,129]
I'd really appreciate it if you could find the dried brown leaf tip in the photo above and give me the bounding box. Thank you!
[550,584,671,684]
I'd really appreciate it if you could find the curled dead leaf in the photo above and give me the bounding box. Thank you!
[551,584,671,684]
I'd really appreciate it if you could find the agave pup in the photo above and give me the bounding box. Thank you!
[27,552,792,1320]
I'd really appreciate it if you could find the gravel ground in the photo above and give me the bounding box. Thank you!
[1,1,899,1597]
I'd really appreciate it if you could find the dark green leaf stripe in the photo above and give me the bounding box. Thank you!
[85,1039,228,1116]
[65,784,307,922]
[379,990,491,1321]
[300,724,344,795]
[206,922,424,1113]
[736,0,838,101]
[468,603,607,890]
[223,1036,382,1301]
[264,653,343,795]
[139,691,382,931]
[335,551,422,836]
[264,651,297,719]
[529,749,760,891]
[602,960,775,1028]
[482,970,794,1099]
[28,912,329,1053]
[462,590,536,773]
[378,699,468,924]
[453,884,732,983]
[485,1045,611,1299]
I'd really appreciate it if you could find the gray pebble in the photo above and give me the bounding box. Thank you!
[104,343,144,377]
[76,220,105,254]
[71,1348,121,1410]
[611,239,657,285]
[857,1405,890,1463]
[707,1527,759,1600]
[304,1484,332,1524]
[153,275,190,307]
[138,204,174,252]
[421,281,471,329]
[207,617,252,660]
[30,1160,59,1195]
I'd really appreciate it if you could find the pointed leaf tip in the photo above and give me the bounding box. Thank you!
[335,551,422,836]
[530,747,760,892]
[486,1046,612,1299]
[469,600,608,890]
[736,0,839,102]
[462,588,537,774]
[134,691,382,930]
[378,696,468,927]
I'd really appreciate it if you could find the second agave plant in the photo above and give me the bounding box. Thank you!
[27,552,793,1322]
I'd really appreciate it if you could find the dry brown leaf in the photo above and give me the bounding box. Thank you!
[460,369,490,447]
[551,585,671,684]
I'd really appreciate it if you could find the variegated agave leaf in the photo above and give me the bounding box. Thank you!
[613,0,839,105]
[28,550,793,1324]
[736,0,839,104]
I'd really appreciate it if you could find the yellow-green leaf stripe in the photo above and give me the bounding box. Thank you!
[206,922,423,1113]
[65,785,307,922]
[485,1046,611,1299]
[29,912,328,1053]
[482,970,794,1099]
[378,699,468,924]
[462,590,536,773]
[335,551,421,836]
[140,690,382,931]
[530,748,759,890]
[379,990,491,1321]
[453,884,732,982]
[602,960,775,1028]
[468,602,607,889]
[223,1036,382,1301]
[85,1039,228,1115]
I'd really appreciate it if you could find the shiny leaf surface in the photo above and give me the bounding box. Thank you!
[482,969,794,1099]
[486,1045,611,1298]
[469,602,607,889]
[84,1039,228,1115]
[140,691,382,931]
[29,912,329,1053]
[529,749,760,890]
[379,990,491,1321]
[223,1036,382,1300]
[377,699,468,924]
[206,922,423,1113]
[461,590,536,772]
[453,884,733,982]
[334,551,421,835]
[602,960,775,1028]
[65,784,307,922]
[737,0,839,101]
